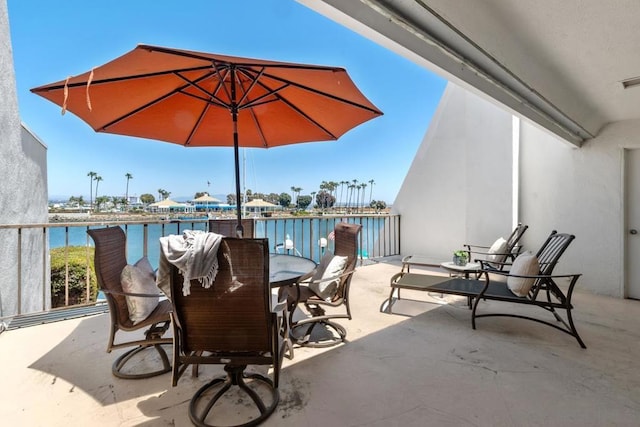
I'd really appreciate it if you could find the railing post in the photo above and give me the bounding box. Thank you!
[143,223,149,258]
[17,227,22,315]
[65,226,70,306]
[42,227,47,311]
[86,226,91,304]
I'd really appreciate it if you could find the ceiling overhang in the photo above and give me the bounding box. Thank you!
[299,0,610,147]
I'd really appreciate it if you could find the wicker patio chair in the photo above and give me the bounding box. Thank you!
[208,218,255,237]
[170,237,285,427]
[87,226,172,379]
[285,222,362,347]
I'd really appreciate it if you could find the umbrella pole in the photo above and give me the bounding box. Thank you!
[231,65,244,238]
[232,115,243,237]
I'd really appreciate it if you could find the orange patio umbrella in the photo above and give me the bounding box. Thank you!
[31,44,383,236]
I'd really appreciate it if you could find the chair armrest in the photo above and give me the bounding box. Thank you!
[464,244,491,250]
[302,268,354,286]
[102,289,164,298]
[390,271,405,284]
[272,298,287,314]
[478,259,514,270]
[487,271,581,280]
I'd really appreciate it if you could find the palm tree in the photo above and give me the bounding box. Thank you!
[124,173,133,211]
[368,179,375,204]
[94,175,103,204]
[95,195,109,212]
[157,189,171,201]
[347,184,356,210]
[340,180,348,209]
[293,187,302,207]
[351,179,358,209]
[87,171,96,212]
[329,181,339,209]
[360,183,367,213]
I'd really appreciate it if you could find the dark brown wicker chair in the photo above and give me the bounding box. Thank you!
[286,222,362,347]
[170,237,284,427]
[87,226,172,379]
[208,218,255,237]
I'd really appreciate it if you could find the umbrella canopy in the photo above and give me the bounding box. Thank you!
[31,44,383,235]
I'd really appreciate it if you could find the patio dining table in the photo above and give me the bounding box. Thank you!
[269,253,317,287]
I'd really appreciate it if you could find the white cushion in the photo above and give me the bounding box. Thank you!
[309,251,348,301]
[311,251,334,282]
[121,262,159,325]
[487,237,508,266]
[135,257,155,280]
[507,251,540,297]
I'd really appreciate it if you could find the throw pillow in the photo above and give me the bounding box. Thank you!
[311,250,334,282]
[507,251,540,297]
[309,252,349,301]
[135,256,155,280]
[487,237,508,267]
[121,264,159,325]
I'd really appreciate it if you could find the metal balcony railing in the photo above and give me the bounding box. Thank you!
[0,214,400,326]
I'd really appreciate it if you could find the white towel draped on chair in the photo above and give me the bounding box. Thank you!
[157,230,223,297]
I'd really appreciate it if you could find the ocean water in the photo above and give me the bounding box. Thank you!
[49,217,390,269]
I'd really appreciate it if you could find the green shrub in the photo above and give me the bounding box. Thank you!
[50,246,97,308]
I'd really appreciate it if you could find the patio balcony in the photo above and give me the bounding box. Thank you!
[1,256,640,425]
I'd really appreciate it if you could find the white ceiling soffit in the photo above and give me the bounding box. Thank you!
[298,0,624,147]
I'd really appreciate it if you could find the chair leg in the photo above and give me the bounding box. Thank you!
[189,364,279,427]
[112,343,172,379]
[290,319,347,348]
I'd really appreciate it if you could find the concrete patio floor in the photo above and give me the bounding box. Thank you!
[1,257,640,426]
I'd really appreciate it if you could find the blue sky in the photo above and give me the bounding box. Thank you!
[8,0,446,204]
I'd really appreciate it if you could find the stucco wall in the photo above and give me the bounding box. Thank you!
[0,0,49,319]
[395,79,639,298]
[299,0,639,299]
[392,83,513,261]
[520,119,640,297]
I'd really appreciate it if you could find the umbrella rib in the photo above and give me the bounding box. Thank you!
[234,67,290,110]
[184,101,210,146]
[173,70,232,110]
[244,73,339,139]
[98,71,215,131]
[139,44,344,72]
[235,67,265,107]
[243,67,382,115]
[233,67,337,139]
[31,66,213,92]
[210,62,234,109]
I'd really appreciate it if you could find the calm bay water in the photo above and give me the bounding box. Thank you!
[49,217,388,269]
